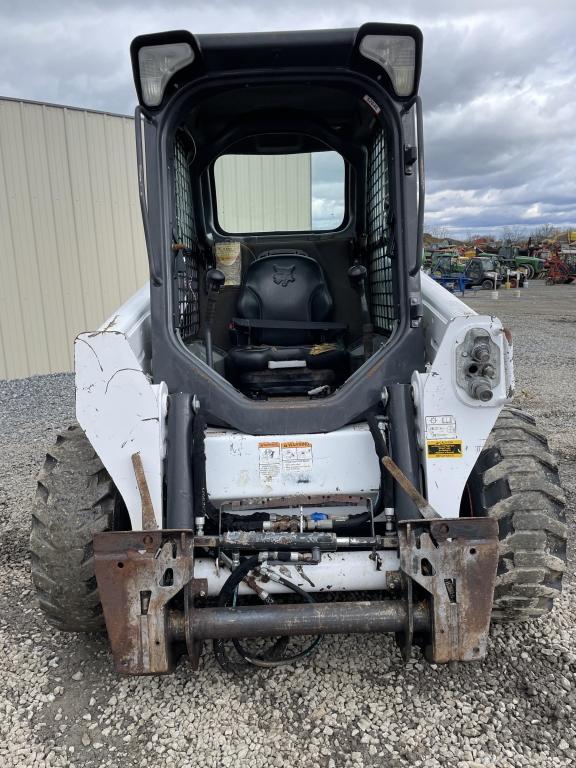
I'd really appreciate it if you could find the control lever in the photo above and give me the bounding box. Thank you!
[204,268,225,369]
[348,264,373,361]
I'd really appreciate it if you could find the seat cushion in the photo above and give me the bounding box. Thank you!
[226,343,349,383]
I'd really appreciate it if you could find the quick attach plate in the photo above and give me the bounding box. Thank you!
[398,517,499,663]
[93,530,202,675]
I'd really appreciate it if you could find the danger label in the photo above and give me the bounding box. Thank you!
[427,440,463,459]
[258,441,313,482]
[425,415,457,440]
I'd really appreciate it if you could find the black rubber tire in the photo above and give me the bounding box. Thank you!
[30,425,124,632]
[465,406,567,623]
[481,278,495,290]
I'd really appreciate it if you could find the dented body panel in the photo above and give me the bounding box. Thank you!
[75,287,166,530]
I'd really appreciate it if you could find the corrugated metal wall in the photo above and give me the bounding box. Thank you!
[214,153,311,233]
[0,98,148,379]
[0,98,312,380]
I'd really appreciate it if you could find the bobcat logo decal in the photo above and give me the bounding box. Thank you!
[272,264,295,287]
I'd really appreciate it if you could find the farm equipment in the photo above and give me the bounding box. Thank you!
[30,24,567,676]
[544,252,576,285]
[474,254,526,288]
[498,242,546,279]
[431,254,508,290]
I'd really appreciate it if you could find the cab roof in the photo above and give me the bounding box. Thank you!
[131,23,423,110]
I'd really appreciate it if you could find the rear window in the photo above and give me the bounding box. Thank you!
[213,151,345,234]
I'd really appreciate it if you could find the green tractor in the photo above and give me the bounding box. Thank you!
[498,242,545,279]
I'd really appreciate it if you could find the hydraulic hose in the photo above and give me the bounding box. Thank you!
[213,556,322,672]
[231,574,322,668]
[213,556,261,673]
[331,510,371,532]
[366,412,394,513]
[332,413,392,532]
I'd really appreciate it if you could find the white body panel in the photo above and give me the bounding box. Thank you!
[205,423,381,504]
[75,286,165,530]
[417,272,514,517]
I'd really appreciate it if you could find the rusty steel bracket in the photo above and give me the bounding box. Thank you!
[93,521,498,675]
[397,517,499,663]
[93,530,195,675]
[131,452,158,530]
[381,456,441,520]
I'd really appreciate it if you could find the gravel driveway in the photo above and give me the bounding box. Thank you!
[0,281,574,768]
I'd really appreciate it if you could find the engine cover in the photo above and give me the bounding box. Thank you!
[204,423,381,504]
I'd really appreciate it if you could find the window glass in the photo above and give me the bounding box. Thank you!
[213,151,345,233]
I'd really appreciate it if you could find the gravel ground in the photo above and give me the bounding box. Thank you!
[0,280,575,768]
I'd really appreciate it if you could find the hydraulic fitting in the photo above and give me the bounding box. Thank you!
[468,377,493,402]
[471,342,491,363]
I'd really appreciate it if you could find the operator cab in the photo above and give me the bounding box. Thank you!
[132,26,425,418]
[172,85,392,400]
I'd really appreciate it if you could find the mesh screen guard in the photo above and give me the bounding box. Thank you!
[366,128,397,333]
[173,135,200,342]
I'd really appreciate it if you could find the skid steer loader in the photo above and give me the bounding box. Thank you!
[30,24,567,675]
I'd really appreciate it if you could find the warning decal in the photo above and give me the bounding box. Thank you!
[258,441,313,481]
[280,441,313,474]
[258,442,281,481]
[427,440,463,459]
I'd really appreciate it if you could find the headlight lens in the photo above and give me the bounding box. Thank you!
[138,42,195,107]
[359,35,416,97]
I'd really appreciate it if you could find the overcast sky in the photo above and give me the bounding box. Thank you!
[1,0,574,237]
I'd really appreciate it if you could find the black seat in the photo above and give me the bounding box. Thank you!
[226,250,349,395]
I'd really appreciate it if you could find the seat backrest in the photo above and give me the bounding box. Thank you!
[236,250,333,345]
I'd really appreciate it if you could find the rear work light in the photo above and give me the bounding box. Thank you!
[138,42,195,107]
[359,35,416,97]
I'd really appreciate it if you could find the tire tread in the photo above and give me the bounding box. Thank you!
[469,406,567,623]
[30,425,116,632]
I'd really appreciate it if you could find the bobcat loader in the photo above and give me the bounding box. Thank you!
[31,24,566,674]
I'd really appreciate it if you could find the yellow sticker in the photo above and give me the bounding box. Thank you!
[281,441,312,449]
[427,439,463,459]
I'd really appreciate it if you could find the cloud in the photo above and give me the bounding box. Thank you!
[0,0,574,236]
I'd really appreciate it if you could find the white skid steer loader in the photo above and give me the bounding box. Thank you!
[31,24,566,675]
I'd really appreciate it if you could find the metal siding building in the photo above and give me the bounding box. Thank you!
[0,97,310,380]
[214,153,311,233]
[0,98,147,380]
